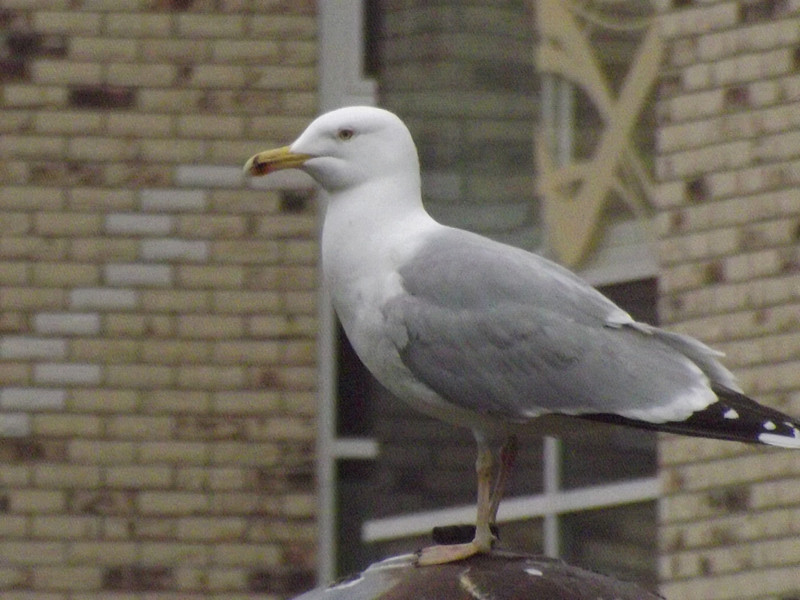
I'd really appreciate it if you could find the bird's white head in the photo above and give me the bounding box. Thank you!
[244,106,421,193]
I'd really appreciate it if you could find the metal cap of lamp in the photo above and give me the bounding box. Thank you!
[291,550,662,600]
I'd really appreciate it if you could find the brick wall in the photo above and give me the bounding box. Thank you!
[377,2,539,249]
[0,2,318,597]
[655,2,800,599]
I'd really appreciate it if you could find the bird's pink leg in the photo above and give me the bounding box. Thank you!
[489,434,518,524]
[415,436,496,565]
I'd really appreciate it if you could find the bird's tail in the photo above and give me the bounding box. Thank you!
[583,385,800,449]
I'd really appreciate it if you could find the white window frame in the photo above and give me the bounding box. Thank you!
[316,0,378,584]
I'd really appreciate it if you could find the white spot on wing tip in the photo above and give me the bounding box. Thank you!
[758,431,800,449]
[764,421,777,431]
[524,567,543,576]
[723,408,739,419]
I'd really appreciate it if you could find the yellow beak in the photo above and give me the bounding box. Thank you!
[243,146,312,177]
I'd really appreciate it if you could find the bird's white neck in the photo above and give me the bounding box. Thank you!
[320,175,438,332]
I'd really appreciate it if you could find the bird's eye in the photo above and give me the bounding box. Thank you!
[337,128,355,141]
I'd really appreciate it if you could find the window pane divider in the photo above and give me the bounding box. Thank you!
[333,437,380,460]
[361,475,661,543]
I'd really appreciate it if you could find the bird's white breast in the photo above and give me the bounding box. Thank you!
[321,195,429,375]
[320,192,500,430]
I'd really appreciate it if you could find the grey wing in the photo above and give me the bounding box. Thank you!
[397,228,632,326]
[385,229,723,422]
[385,294,715,421]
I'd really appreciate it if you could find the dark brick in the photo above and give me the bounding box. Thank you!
[0,58,27,82]
[7,32,40,57]
[68,86,136,110]
[669,210,685,232]
[0,9,19,27]
[685,177,709,202]
[152,0,196,9]
[29,162,105,187]
[703,261,725,284]
[7,32,66,58]
[724,85,749,110]
[709,525,737,546]
[0,439,66,462]
[175,415,245,440]
[739,226,766,250]
[255,460,314,492]
[70,489,135,516]
[698,555,713,576]
[104,163,172,188]
[177,64,193,83]
[0,313,27,334]
[739,0,789,22]
[657,72,682,102]
[103,566,173,591]
[280,191,312,214]
[707,485,751,513]
[779,248,800,273]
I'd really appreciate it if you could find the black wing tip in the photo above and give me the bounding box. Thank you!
[712,385,800,449]
[583,385,800,448]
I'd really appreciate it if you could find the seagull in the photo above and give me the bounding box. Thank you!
[245,106,800,565]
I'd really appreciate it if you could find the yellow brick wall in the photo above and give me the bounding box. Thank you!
[0,1,318,597]
[656,3,800,599]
